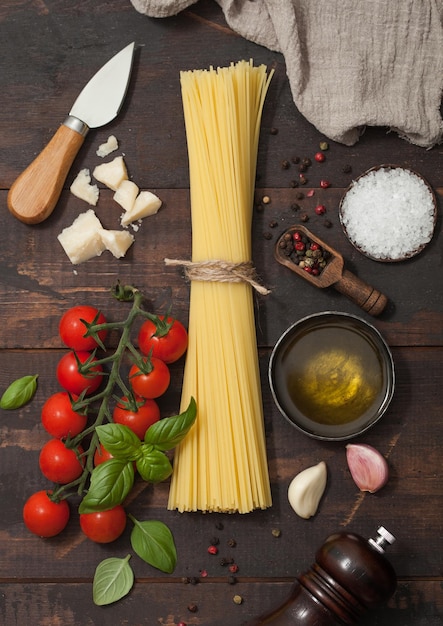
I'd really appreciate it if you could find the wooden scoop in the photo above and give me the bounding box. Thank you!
[275,224,388,316]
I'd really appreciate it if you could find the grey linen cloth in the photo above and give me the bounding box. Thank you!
[130,0,443,148]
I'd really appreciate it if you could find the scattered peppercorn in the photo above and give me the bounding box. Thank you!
[271,528,282,538]
[319,141,329,150]
[314,152,325,162]
[208,545,218,555]
[291,155,300,164]
[299,174,308,185]
[215,521,224,530]
[290,179,299,188]
[233,595,243,605]
[263,232,273,240]
[262,195,271,204]
[298,163,307,173]
[315,204,327,215]
[181,577,190,584]
[281,159,291,170]
[229,564,239,573]
[306,189,315,197]
[320,179,331,188]
[291,203,301,212]
[227,538,237,548]
[187,604,198,613]
[200,569,208,578]
[227,575,237,585]
[268,220,278,228]
[189,577,199,585]
[302,157,312,167]
[301,214,309,222]
[270,127,278,135]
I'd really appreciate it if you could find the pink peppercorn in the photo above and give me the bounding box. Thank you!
[320,180,331,189]
[293,231,302,241]
[315,204,326,215]
[229,564,239,573]
[314,152,325,162]
[295,241,305,251]
[208,545,218,555]
[310,242,320,250]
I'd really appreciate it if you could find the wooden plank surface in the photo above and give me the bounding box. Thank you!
[0,1,442,624]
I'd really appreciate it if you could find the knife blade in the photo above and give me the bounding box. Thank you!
[7,42,135,224]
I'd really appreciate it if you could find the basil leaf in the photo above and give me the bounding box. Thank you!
[0,375,38,410]
[136,448,172,483]
[129,518,177,574]
[144,397,197,450]
[79,459,134,513]
[93,555,134,606]
[96,423,142,460]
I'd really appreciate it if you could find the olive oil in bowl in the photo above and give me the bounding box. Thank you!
[269,312,395,440]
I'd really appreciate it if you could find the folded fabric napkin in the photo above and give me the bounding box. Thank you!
[131,0,443,148]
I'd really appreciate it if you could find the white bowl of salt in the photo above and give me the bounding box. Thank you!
[339,165,437,262]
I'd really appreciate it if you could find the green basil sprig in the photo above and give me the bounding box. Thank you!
[0,375,38,410]
[129,517,177,574]
[78,397,196,514]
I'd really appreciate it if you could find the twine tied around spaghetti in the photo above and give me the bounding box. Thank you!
[164,258,270,296]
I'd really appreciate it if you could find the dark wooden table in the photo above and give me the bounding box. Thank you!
[1,2,442,624]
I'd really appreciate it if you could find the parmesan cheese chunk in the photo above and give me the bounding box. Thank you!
[98,229,134,259]
[121,191,162,227]
[96,135,119,158]
[57,210,106,265]
[93,156,128,191]
[113,180,139,212]
[70,169,99,206]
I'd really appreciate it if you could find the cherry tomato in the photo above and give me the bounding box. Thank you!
[59,305,107,351]
[129,357,170,399]
[79,505,127,543]
[56,351,103,396]
[23,490,70,537]
[39,439,84,484]
[41,391,87,439]
[113,396,160,439]
[93,443,114,467]
[138,315,188,363]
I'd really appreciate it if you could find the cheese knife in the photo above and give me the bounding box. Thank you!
[8,42,135,224]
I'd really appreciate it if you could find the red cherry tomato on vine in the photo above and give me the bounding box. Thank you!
[79,505,127,543]
[113,396,160,439]
[41,391,87,439]
[93,443,114,467]
[59,305,107,351]
[138,316,188,363]
[129,357,170,399]
[56,351,103,396]
[23,490,70,537]
[39,439,84,484]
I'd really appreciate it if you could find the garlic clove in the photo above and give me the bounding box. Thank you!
[346,443,389,493]
[288,461,327,519]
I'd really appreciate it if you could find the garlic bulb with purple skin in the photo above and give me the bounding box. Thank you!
[346,443,389,493]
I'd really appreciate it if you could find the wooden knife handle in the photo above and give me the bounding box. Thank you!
[7,124,85,224]
[333,269,388,316]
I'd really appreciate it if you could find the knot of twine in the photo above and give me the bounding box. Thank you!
[164,258,270,296]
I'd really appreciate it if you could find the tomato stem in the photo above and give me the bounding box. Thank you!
[50,284,166,502]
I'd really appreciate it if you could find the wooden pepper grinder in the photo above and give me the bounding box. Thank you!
[246,527,397,625]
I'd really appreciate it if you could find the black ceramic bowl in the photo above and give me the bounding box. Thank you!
[269,312,395,441]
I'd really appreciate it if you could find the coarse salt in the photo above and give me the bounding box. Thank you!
[340,167,435,260]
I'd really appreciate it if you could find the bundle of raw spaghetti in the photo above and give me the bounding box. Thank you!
[167,60,273,513]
